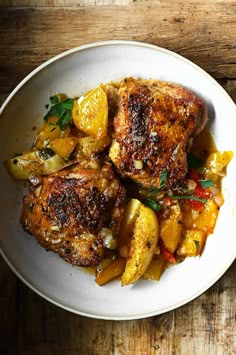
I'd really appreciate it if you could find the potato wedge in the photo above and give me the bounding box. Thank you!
[159,202,182,253]
[121,205,159,286]
[72,86,108,139]
[95,258,126,286]
[49,137,78,158]
[143,256,166,281]
[118,198,142,249]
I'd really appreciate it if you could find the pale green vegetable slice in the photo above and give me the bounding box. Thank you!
[6,149,74,179]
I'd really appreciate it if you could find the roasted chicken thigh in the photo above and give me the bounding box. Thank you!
[109,78,208,189]
[21,165,126,266]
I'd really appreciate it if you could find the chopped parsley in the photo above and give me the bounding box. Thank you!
[144,198,162,212]
[147,169,167,196]
[50,95,60,105]
[170,195,207,204]
[160,168,167,187]
[44,98,74,131]
[199,179,214,189]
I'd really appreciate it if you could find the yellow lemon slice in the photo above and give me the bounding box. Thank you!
[72,86,108,139]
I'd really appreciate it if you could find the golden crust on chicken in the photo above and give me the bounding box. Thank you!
[21,165,126,266]
[109,77,208,189]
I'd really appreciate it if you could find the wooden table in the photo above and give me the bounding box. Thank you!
[0,1,235,354]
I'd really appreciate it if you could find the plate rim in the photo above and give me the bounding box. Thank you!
[1,39,236,115]
[0,39,235,320]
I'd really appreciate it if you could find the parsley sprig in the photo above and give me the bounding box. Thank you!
[199,179,214,189]
[44,96,74,131]
[144,198,162,212]
[170,195,207,204]
[144,169,167,212]
[147,169,167,197]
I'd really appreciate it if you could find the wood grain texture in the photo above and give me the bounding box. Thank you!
[0,1,236,354]
[0,1,236,94]
[1,257,236,355]
[0,0,131,6]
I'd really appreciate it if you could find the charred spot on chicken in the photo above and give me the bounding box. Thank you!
[109,78,208,190]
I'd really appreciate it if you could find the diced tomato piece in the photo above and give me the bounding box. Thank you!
[188,199,204,211]
[194,184,210,199]
[159,241,176,263]
[187,175,211,211]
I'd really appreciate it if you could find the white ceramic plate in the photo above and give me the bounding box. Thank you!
[0,40,235,320]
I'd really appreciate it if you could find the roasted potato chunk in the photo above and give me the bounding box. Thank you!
[159,202,182,253]
[118,198,142,249]
[121,204,159,286]
[49,137,78,158]
[143,256,166,281]
[72,86,108,139]
[96,258,126,286]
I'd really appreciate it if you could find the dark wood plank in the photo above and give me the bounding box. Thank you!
[0,2,236,94]
[0,258,235,354]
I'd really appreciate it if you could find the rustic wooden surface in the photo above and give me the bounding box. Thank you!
[0,1,236,354]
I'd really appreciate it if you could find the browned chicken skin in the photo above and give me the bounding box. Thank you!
[21,164,126,266]
[109,78,208,189]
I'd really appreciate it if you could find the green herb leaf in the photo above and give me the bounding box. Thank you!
[187,153,204,169]
[44,105,58,121]
[50,95,59,105]
[160,168,167,187]
[147,186,159,196]
[57,110,72,131]
[44,98,74,131]
[170,195,207,204]
[147,169,167,197]
[144,198,162,212]
[59,99,74,110]
[199,179,214,189]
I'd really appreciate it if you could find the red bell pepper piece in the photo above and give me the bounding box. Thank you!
[187,169,210,210]
[159,241,176,263]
